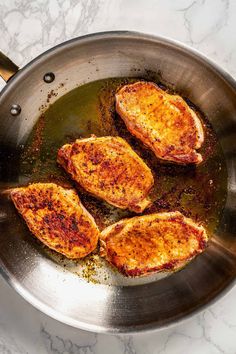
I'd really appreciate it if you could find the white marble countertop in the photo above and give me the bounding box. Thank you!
[1,0,236,353]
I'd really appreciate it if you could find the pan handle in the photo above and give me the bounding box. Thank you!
[0,51,19,82]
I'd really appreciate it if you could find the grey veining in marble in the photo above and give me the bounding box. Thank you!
[1,0,236,353]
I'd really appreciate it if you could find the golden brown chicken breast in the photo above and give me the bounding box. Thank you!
[11,183,100,259]
[100,211,208,277]
[116,81,204,164]
[57,136,154,213]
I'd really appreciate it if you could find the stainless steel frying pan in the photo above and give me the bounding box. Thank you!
[0,31,236,333]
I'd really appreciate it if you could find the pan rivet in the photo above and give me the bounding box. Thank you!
[10,104,21,116]
[44,72,55,83]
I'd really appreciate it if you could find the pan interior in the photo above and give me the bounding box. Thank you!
[7,77,227,286]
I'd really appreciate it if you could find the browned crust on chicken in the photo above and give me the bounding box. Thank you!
[100,211,208,277]
[116,81,204,164]
[11,183,100,259]
[57,136,154,213]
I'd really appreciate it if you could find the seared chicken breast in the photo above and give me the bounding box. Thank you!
[100,211,208,277]
[57,136,154,213]
[11,183,100,259]
[116,81,204,164]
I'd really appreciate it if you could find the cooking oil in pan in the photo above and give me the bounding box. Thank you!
[18,77,227,285]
